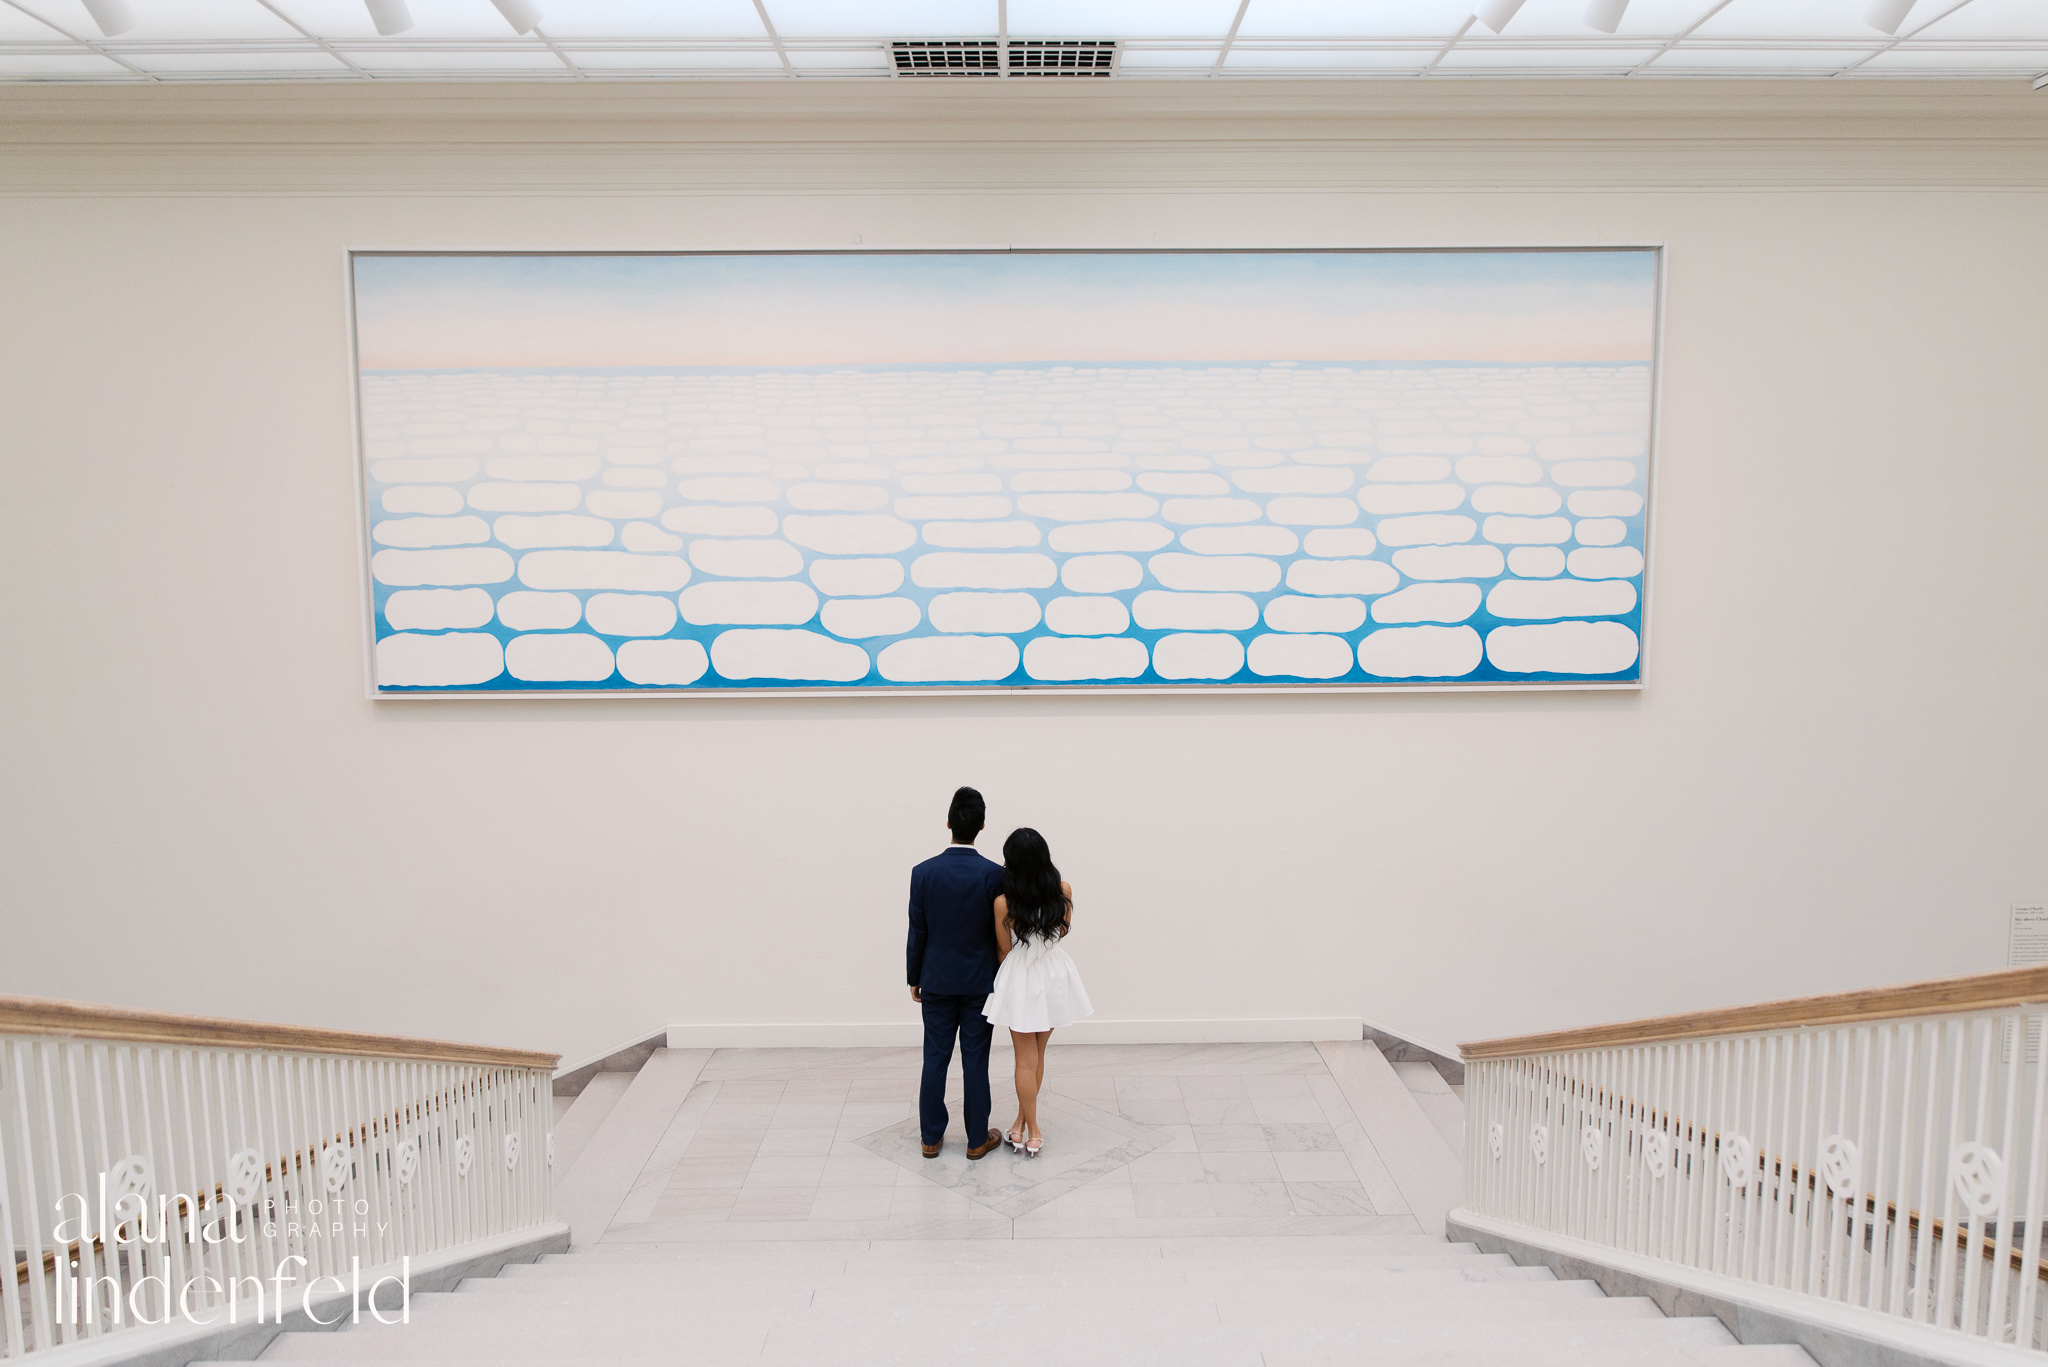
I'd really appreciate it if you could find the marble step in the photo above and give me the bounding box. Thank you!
[539,1233,1461,1261]
[468,1268,1568,1298]
[498,1252,1547,1280]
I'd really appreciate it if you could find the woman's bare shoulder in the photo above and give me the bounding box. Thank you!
[1060,881,1072,895]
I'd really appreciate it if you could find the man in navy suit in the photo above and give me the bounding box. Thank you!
[906,786,1006,1160]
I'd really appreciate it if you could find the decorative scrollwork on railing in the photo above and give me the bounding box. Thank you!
[1488,1122,1503,1160]
[1530,1124,1549,1164]
[455,1133,475,1178]
[1582,1124,1604,1170]
[1642,1129,1671,1179]
[1720,1133,1755,1190]
[504,1133,521,1170]
[1820,1135,1860,1200]
[1951,1141,2005,1217]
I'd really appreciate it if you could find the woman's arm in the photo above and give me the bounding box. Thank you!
[993,895,1013,961]
[1058,881,1073,938]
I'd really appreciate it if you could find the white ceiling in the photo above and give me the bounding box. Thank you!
[2,0,2045,83]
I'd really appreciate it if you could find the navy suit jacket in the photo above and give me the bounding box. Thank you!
[906,846,1005,996]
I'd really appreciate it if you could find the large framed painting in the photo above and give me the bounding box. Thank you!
[351,249,1658,696]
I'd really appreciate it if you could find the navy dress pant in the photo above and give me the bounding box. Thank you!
[919,992,992,1147]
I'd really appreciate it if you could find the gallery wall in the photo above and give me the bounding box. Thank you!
[2,82,2044,1068]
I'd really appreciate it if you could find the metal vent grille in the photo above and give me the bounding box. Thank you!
[1008,39,1116,76]
[889,38,1119,78]
[890,40,1001,76]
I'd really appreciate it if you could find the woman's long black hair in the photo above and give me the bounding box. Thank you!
[1001,827,1070,943]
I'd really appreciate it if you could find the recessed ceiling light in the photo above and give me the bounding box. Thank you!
[365,0,414,36]
[80,0,136,37]
[490,0,545,36]
[1473,0,1528,35]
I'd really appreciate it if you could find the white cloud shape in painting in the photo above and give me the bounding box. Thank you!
[1482,516,1572,546]
[1011,471,1130,492]
[1264,595,1366,634]
[374,516,490,548]
[505,633,615,683]
[679,581,819,625]
[518,551,688,592]
[497,590,582,630]
[1285,559,1399,596]
[1248,634,1353,679]
[1455,456,1543,485]
[1357,485,1463,515]
[1507,547,1566,578]
[923,521,1040,548]
[382,487,464,516]
[409,434,491,456]
[376,631,503,687]
[1486,621,1640,675]
[1550,461,1638,488]
[1378,436,1472,456]
[1023,637,1149,682]
[1266,498,1358,527]
[1488,578,1638,621]
[371,548,515,587]
[928,592,1041,634]
[1302,529,1378,558]
[1389,546,1504,581]
[1139,473,1229,496]
[1538,435,1644,462]
[1175,528,1292,558]
[616,639,708,686]
[1357,625,1483,679]
[1471,486,1561,515]
[1568,546,1644,579]
[493,515,615,549]
[790,483,888,511]
[1148,553,1280,593]
[905,473,1004,494]
[1375,515,1476,547]
[876,635,1019,683]
[1162,498,1261,526]
[622,522,683,553]
[911,553,1057,590]
[1233,467,1352,494]
[384,588,493,631]
[1151,633,1244,681]
[676,476,779,503]
[585,491,663,520]
[1044,596,1130,636]
[371,458,478,485]
[662,506,779,537]
[809,557,904,596]
[1371,583,1482,624]
[821,597,921,639]
[689,538,803,579]
[469,482,581,513]
[1365,457,1452,483]
[1131,591,1258,631]
[487,456,600,482]
[1048,522,1173,553]
[897,495,1013,521]
[1575,518,1628,546]
[714,629,870,682]
[815,461,888,479]
[583,592,680,637]
[1569,490,1644,518]
[783,515,916,555]
[1018,493,1159,522]
[1061,555,1143,593]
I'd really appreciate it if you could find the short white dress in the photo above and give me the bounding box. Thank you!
[984,930,1094,1033]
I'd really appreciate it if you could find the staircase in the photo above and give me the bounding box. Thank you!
[189,1037,1818,1367]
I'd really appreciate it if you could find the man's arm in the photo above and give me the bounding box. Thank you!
[906,867,928,1001]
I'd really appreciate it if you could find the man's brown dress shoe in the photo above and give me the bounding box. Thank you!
[921,1141,941,1158]
[965,1128,1003,1160]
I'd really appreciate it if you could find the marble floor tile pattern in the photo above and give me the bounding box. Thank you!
[603,1043,1419,1242]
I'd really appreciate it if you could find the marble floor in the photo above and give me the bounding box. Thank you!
[601,1042,1424,1243]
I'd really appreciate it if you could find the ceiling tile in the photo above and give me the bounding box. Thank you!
[1439,42,1665,67]
[1909,0,2048,40]
[341,44,568,69]
[787,46,892,68]
[1237,0,1471,38]
[537,0,768,39]
[1652,43,1871,68]
[762,0,993,38]
[275,0,524,40]
[1113,45,1223,66]
[13,0,299,40]
[566,45,787,68]
[1690,0,1896,41]
[1225,45,1439,68]
[1008,0,1242,39]
[1858,43,2048,69]
[1465,0,1718,39]
[120,47,353,70]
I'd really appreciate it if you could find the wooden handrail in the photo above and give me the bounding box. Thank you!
[1460,966,2048,1061]
[0,994,559,1069]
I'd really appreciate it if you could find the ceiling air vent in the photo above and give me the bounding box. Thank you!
[890,40,1002,76]
[889,38,1119,77]
[1008,39,1117,76]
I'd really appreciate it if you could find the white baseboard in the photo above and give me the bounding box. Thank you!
[665,1017,1364,1049]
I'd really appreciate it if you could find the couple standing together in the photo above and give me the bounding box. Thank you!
[906,786,1094,1160]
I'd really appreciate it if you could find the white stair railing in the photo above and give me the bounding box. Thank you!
[1459,967,2048,1355]
[0,995,557,1358]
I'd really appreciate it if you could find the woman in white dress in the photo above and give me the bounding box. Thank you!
[983,827,1093,1157]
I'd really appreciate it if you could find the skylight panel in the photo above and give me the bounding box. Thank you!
[1113,45,1224,67]
[14,0,300,40]
[534,0,770,38]
[1857,45,2048,70]
[342,45,567,70]
[762,0,993,38]
[1689,0,1892,40]
[1008,0,1241,38]
[1906,0,2048,40]
[276,0,521,40]
[1438,43,1665,68]
[787,47,891,69]
[0,5,69,37]
[1224,45,1440,68]
[1237,0,1472,38]
[566,47,787,68]
[1652,44,1871,69]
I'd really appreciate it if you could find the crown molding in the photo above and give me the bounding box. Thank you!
[2,79,2044,194]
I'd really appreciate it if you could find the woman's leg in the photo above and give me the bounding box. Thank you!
[1026,1031,1053,1142]
[1009,1030,1037,1141]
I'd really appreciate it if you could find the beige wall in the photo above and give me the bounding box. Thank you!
[1,82,2044,1068]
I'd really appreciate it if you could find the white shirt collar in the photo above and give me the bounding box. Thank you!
[945,843,977,853]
